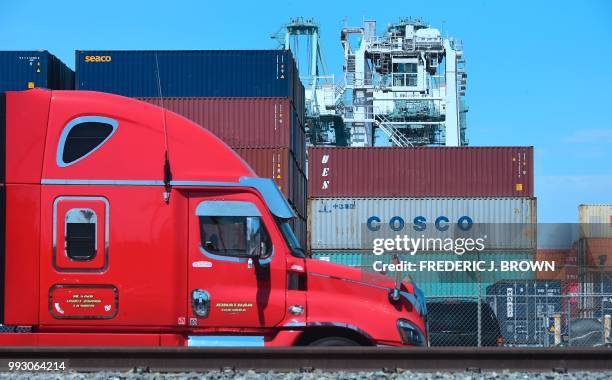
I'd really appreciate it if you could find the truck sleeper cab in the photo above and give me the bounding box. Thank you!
[0,89,427,347]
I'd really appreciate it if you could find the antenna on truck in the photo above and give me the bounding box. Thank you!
[154,52,173,203]
[389,254,402,303]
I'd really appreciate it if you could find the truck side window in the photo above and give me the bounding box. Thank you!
[57,116,118,167]
[199,216,272,259]
[65,208,97,261]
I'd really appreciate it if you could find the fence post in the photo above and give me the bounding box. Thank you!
[605,314,611,344]
[554,314,561,346]
[477,286,482,347]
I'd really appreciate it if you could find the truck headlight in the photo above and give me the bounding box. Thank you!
[397,319,426,346]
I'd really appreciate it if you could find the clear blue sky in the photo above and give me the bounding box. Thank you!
[2,0,610,223]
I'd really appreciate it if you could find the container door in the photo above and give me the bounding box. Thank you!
[187,192,286,328]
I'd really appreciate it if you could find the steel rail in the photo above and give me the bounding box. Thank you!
[0,347,611,372]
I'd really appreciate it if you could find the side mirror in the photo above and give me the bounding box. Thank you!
[204,240,216,252]
[246,217,262,258]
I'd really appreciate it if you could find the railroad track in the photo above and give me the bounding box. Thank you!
[0,347,611,372]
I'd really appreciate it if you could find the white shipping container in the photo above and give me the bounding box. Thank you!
[308,197,537,251]
[579,204,612,238]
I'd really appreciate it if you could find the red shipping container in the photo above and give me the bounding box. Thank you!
[577,238,612,269]
[233,147,306,220]
[140,97,306,172]
[535,248,578,281]
[308,147,534,198]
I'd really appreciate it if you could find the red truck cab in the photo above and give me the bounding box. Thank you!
[0,89,427,346]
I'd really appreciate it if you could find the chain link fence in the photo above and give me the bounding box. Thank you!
[312,252,612,347]
[425,269,612,347]
[427,292,612,347]
[425,270,612,347]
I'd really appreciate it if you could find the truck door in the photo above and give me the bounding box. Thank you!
[187,192,286,328]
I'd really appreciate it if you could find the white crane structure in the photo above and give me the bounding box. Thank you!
[271,17,346,145]
[274,17,468,147]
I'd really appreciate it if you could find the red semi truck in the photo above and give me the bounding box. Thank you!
[0,89,427,347]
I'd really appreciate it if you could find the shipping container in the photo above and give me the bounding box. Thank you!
[311,250,536,297]
[577,238,612,269]
[0,51,74,92]
[140,97,306,171]
[537,223,580,249]
[579,204,612,224]
[579,204,612,239]
[289,215,307,252]
[308,147,534,198]
[311,251,365,267]
[296,80,305,127]
[234,147,306,220]
[486,280,563,345]
[578,271,612,319]
[535,248,578,281]
[76,50,302,101]
[308,197,537,251]
[561,281,580,321]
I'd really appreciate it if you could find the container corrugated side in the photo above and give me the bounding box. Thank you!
[578,271,612,318]
[290,215,307,251]
[577,238,612,268]
[310,250,536,297]
[0,51,74,92]
[76,50,298,99]
[140,97,306,172]
[535,248,578,281]
[308,147,534,198]
[486,279,563,345]
[234,148,306,247]
[578,204,612,238]
[308,197,537,250]
[233,147,306,220]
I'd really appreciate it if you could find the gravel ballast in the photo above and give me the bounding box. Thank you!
[1,369,612,380]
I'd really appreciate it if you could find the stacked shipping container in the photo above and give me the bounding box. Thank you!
[309,197,536,251]
[486,280,563,346]
[535,248,578,282]
[308,146,537,297]
[312,251,537,297]
[576,204,612,318]
[76,50,302,99]
[139,98,306,172]
[0,51,74,92]
[138,99,307,217]
[233,147,307,246]
[1,51,75,311]
[76,50,307,246]
[308,147,533,198]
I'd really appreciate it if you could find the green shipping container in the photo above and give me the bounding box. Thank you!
[311,252,363,267]
[310,251,536,298]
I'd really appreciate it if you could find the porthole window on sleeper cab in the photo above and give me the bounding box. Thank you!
[57,116,118,167]
[65,208,97,261]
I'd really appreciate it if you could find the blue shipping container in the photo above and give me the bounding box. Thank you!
[76,50,300,99]
[581,273,612,318]
[0,51,74,92]
[486,280,562,345]
[486,280,561,319]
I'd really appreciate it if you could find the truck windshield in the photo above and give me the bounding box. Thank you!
[277,220,305,258]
